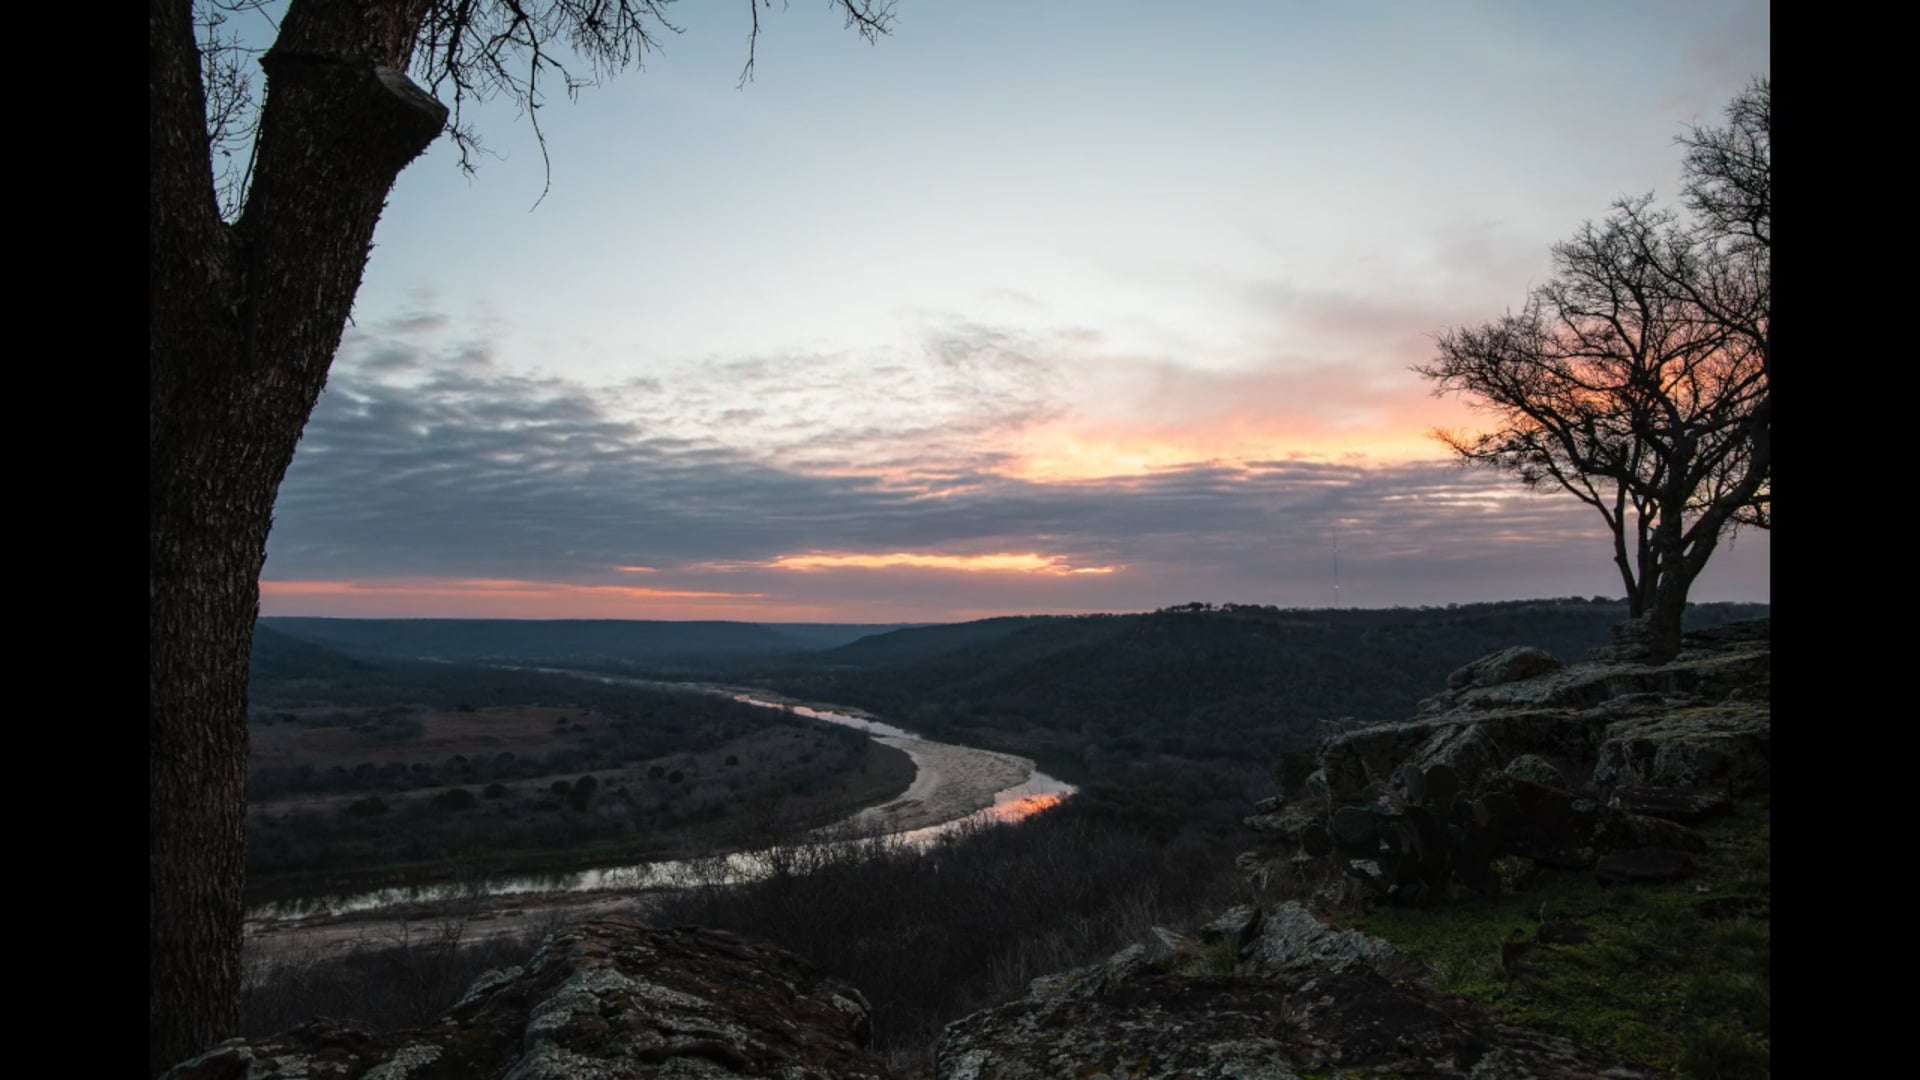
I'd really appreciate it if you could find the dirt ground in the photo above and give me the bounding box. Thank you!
[839,736,1033,834]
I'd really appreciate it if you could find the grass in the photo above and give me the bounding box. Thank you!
[1352,796,1770,1078]
[1171,934,1241,978]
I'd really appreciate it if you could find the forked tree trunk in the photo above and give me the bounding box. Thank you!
[149,1,444,1072]
[1643,574,1692,665]
[1640,508,1716,665]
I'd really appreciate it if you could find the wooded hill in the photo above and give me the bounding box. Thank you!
[259,616,916,667]
[756,599,1769,832]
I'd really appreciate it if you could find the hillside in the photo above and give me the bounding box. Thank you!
[805,615,1071,668]
[764,599,1769,830]
[250,624,382,683]
[211,615,1771,1079]
[262,617,817,665]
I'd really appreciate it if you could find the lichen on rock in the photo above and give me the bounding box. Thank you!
[162,920,891,1079]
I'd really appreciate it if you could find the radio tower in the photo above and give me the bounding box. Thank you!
[1331,519,1342,609]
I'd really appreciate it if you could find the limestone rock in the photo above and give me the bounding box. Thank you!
[1503,753,1567,789]
[1475,772,1603,869]
[1448,645,1563,690]
[1243,802,1320,841]
[1606,785,1733,823]
[937,905,1653,1080]
[1604,813,1708,854]
[1596,846,1698,885]
[164,919,891,1079]
[1198,904,1264,953]
[1315,634,1768,809]
[1593,702,1770,794]
[1245,901,1424,982]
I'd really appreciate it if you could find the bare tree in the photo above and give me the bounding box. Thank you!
[1415,80,1770,664]
[149,1,894,1072]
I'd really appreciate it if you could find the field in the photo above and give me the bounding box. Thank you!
[245,693,916,902]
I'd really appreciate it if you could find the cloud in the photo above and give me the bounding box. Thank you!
[758,552,1119,575]
[263,311,1768,619]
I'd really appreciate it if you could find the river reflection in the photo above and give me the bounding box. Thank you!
[249,685,1076,922]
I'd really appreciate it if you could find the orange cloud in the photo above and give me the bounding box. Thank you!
[763,552,1119,575]
[981,356,1486,482]
[262,578,754,600]
[994,398,1478,482]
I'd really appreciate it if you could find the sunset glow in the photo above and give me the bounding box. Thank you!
[255,1,1768,621]
[980,794,1069,823]
[259,578,776,618]
[765,553,1120,575]
[993,397,1485,482]
[262,578,757,600]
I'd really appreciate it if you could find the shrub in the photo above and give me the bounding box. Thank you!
[432,788,476,811]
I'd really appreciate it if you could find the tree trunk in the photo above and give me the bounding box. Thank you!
[149,1,445,1071]
[1641,504,1704,665]
[1643,573,1691,665]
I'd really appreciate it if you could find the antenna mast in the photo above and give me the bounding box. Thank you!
[1331,519,1341,609]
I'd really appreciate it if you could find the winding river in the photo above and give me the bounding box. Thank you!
[248,683,1076,922]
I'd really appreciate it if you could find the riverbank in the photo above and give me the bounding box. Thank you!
[842,736,1034,834]
[245,722,1070,965]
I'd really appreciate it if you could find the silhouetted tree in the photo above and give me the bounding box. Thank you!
[569,773,599,811]
[149,2,895,1071]
[1416,79,1769,663]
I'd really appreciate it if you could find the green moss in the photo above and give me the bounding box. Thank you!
[1353,798,1769,1077]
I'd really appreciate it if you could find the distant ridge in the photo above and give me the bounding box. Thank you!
[767,599,1774,774]
[810,615,1070,668]
[259,617,912,665]
[250,624,382,682]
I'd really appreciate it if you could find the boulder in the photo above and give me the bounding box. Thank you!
[1595,847,1697,885]
[1603,813,1708,853]
[1592,702,1770,794]
[164,919,891,1079]
[1198,904,1264,953]
[1245,901,1424,982]
[1448,646,1563,690]
[937,905,1654,1080]
[1606,785,1733,823]
[1492,855,1538,893]
[1476,773,1603,869]
[1243,802,1321,841]
[1314,637,1768,812]
[1503,753,1567,789]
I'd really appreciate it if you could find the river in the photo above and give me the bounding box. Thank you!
[247,682,1077,923]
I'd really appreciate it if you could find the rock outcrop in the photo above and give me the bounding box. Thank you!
[165,919,891,1079]
[937,902,1653,1080]
[1246,621,1769,898]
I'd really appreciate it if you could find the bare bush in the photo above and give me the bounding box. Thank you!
[651,805,1242,1067]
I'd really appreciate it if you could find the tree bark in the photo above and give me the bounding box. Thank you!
[1641,500,1708,665]
[149,1,445,1072]
[1644,571,1693,664]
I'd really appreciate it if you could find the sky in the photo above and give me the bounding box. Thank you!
[254,0,1771,623]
